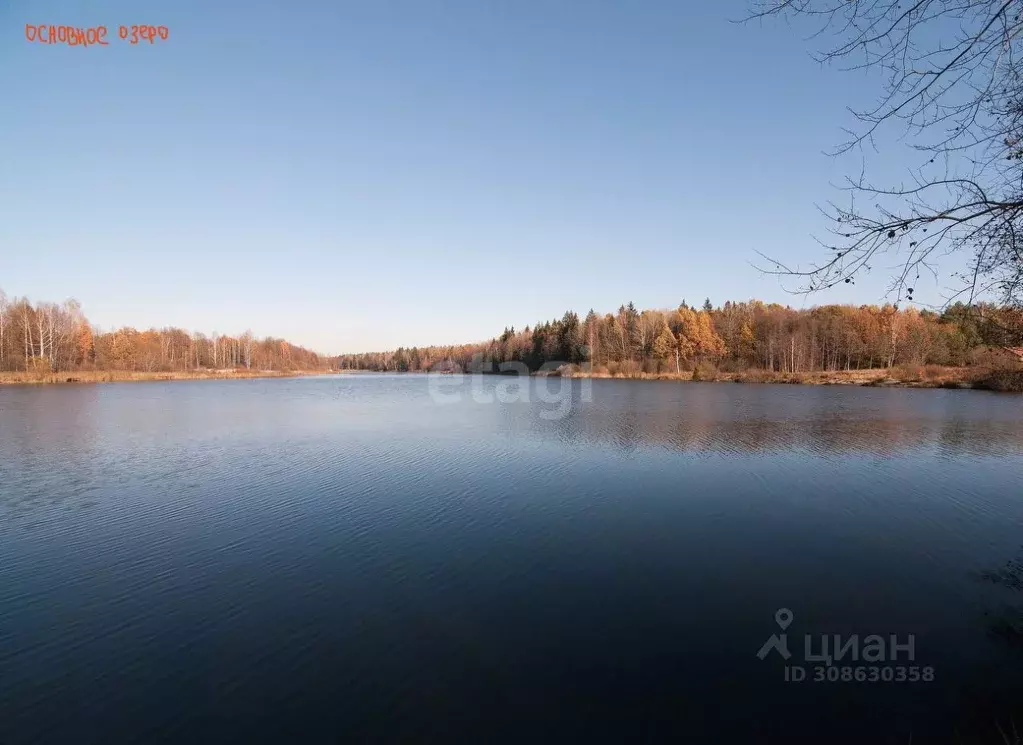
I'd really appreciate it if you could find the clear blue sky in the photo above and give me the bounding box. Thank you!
[0,0,955,353]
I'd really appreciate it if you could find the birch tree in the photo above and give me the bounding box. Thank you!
[0,290,7,370]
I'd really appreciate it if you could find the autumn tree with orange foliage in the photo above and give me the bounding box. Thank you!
[0,288,330,375]
[2,287,1018,379]
[336,299,1020,376]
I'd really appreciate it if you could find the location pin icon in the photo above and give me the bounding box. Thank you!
[775,608,793,630]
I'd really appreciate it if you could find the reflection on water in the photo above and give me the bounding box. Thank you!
[505,379,1023,456]
[1,376,1022,745]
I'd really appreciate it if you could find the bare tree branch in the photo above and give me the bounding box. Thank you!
[747,0,1023,338]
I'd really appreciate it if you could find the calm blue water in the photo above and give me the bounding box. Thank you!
[1,375,1022,744]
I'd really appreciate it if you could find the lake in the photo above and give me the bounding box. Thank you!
[1,375,1022,744]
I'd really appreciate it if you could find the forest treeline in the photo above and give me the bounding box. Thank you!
[0,290,329,374]
[3,288,1021,379]
[336,299,1023,375]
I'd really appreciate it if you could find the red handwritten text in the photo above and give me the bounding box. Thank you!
[25,25,109,46]
[119,25,169,44]
[24,24,169,47]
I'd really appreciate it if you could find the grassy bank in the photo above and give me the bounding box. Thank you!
[555,364,1023,392]
[9,365,1018,391]
[0,369,336,386]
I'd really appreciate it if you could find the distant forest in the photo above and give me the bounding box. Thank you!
[2,288,1020,376]
[337,299,1023,375]
[0,290,328,374]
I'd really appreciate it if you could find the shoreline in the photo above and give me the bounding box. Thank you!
[2,366,1020,392]
[553,366,1022,391]
[384,364,1016,391]
[0,369,341,386]
[319,365,1023,392]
